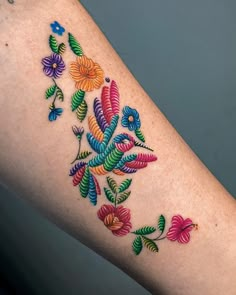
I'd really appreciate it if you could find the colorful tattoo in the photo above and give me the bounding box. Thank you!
[41,21,198,255]
[42,24,66,121]
[121,106,145,142]
[71,126,92,164]
[132,214,198,255]
[69,33,104,122]
[69,79,157,205]
[50,21,65,36]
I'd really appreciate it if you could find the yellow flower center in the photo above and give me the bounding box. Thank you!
[52,63,57,69]
[128,116,134,122]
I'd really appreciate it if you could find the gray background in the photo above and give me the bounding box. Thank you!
[0,0,235,294]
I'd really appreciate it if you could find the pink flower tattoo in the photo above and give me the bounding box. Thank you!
[166,215,198,244]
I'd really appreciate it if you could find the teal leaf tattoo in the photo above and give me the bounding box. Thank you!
[68,33,83,56]
[133,236,143,255]
[49,35,59,54]
[158,215,166,233]
[104,187,115,203]
[118,179,132,193]
[142,236,159,253]
[45,85,57,99]
[116,191,131,204]
[71,90,85,111]
[133,226,156,235]
[107,176,118,193]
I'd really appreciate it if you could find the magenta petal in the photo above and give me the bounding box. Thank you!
[167,215,194,244]
[178,231,191,244]
[166,227,179,241]
[181,218,193,229]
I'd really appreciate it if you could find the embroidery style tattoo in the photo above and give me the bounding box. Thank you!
[42,26,66,121]
[41,21,198,255]
[121,106,145,142]
[69,33,104,122]
[97,176,132,236]
[69,79,157,205]
[132,214,198,255]
[71,126,92,164]
[50,21,65,36]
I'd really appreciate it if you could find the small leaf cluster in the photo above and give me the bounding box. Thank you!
[104,177,132,205]
[71,90,88,122]
[45,84,64,101]
[68,34,88,122]
[132,215,166,255]
[49,35,66,55]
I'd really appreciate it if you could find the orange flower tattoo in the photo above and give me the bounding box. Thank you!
[70,56,104,92]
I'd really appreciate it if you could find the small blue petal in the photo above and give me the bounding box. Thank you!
[48,108,63,121]
[49,111,56,121]
[50,21,65,36]
[55,108,63,115]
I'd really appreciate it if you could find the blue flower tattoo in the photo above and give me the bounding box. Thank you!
[48,104,63,121]
[121,106,141,131]
[50,21,65,36]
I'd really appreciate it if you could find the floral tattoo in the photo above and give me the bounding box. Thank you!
[41,21,198,255]
[41,23,66,121]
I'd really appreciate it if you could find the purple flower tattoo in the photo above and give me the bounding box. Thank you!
[42,53,65,79]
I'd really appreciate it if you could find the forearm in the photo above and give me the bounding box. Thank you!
[0,1,235,294]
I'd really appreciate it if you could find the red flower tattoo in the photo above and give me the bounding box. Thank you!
[166,215,198,244]
[97,204,132,237]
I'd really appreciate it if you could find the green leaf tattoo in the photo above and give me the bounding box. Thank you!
[58,43,66,55]
[71,90,85,112]
[116,191,131,204]
[45,85,57,99]
[158,214,166,233]
[68,33,83,56]
[118,179,132,193]
[49,35,59,53]
[76,100,88,122]
[133,236,143,255]
[142,236,159,253]
[77,151,92,160]
[104,187,115,203]
[133,226,156,235]
[107,176,118,193]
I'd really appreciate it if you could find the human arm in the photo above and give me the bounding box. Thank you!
[0,1,236,294]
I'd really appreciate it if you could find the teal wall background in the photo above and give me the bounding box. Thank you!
[0,1,235,294]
